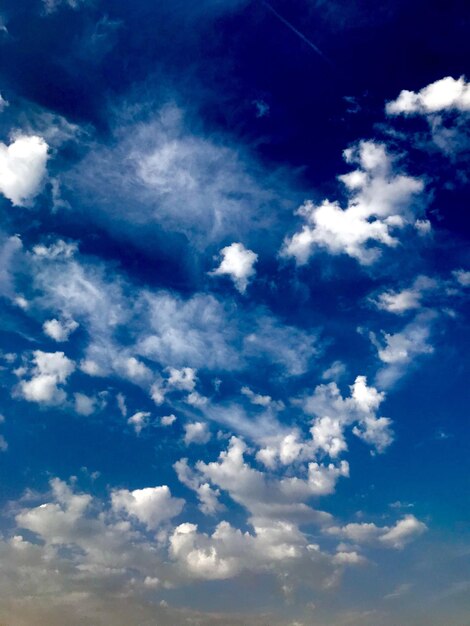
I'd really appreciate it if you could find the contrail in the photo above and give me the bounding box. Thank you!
[261,1,335,68]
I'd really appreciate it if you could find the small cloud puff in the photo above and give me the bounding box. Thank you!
[282,142,423,266]
[43,318,79,342]
[386,76,470,116]
[128,411,151,434]
[183,421,211,445]
[18,351,75,406]
[210,242,258,293]
[0,135,49,206]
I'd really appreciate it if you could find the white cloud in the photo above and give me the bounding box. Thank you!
[282,141,424,265]
[33,239,78,259]
[43,318,79,341]
[184,421,211,445]
[243,316,318,376]
[386,76,470,115]
[161,413,177,426]
[18,351,75,406]
[127,411,151,434]
[110,485,184,530]
[167,366,197,391]
[195,436,347,523]
[453,269,470,287]
[68,104,285,249]
[0,135,49,206]
[326,514,427,549]
[0,434,7,452]
[370,313,435,387]
[321,361,347,381]
[169,518,307,580]
[74,392,96,416]
[211,242,258,293]
[241,386,284,410]
[302,375,392,456]
[372,276,437,314]
[379,515,427,549]
[185,391,208,407]
[174,458,224,516]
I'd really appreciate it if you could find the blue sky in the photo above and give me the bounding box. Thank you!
[0,1,469,624]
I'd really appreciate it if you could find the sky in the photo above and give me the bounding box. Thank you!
[0,1,469,625]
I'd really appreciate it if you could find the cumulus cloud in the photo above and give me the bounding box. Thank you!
[18,351,75,406]
[211,242,258,293]
[0,135,49,206]
[169,518,308,580]
[386,76,470,116]
[326,515,427,550]
[111,485,184,530]
[127,411,151,434]
[74,392,97,416]
[282,141,424,265]
[167,366,197,391]
[174,457,224,516]
[301,375,393,456]
[161,413,177,426]
[43,317,79,341]
[184,421,211,445]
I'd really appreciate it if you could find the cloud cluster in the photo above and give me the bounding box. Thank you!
[0,135,49,206]
[17,351,75,406]
[386,76,470,115]
[282,142,424,265]
[211,242,258,293]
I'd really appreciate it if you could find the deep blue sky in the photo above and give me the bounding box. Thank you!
[0,1,469,625]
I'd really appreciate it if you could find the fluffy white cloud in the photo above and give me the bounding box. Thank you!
[0,135,49,206]
[127,411,151,434]
[372,276,437,314]
[169,518,307,580]
[110,485,184,530]
[18,351,75,406]
[326,515,427,550]
[379,515,427,549]
[211,242,258,293]
[74,392,96,416]
[184,421,211,445]
[43,317,79,341]
[33,239,78,259]
[302,375,392,456]
[194,437,346,523]
[161,414,176,426]
[167,366,197,391]
[386,76,470,115]
[282,141,424,265]
[174,458,224,516]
